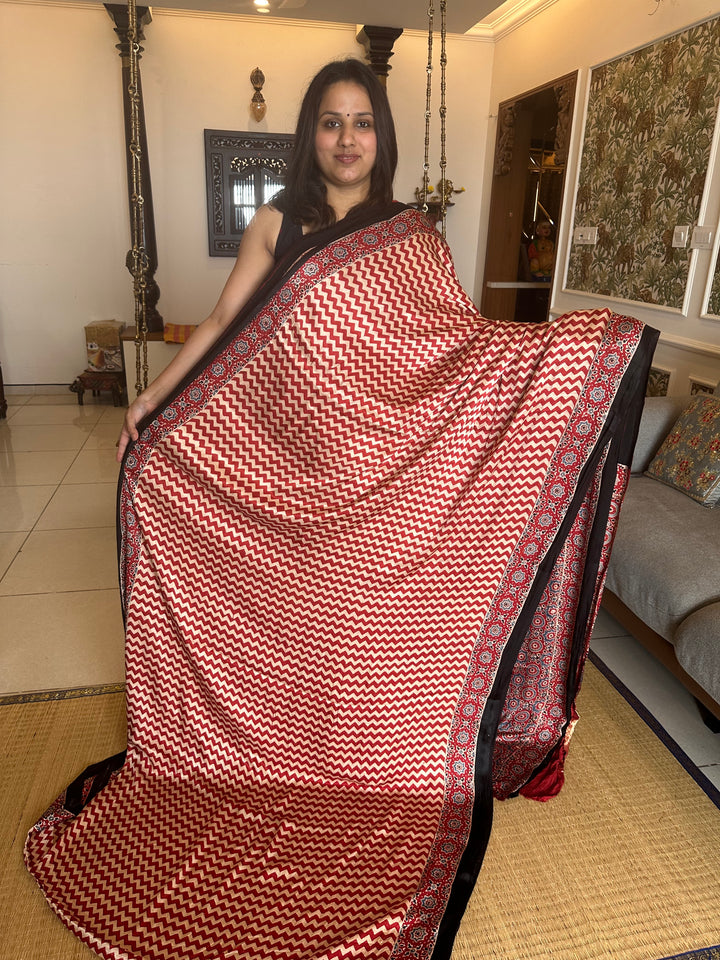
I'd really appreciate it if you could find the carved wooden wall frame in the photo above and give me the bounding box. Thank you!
[204,129,294,257]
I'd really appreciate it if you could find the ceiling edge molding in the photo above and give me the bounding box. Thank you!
[152,6,350,30]
[0,0,105,10]
[401,25,494,43]
[467,0,560,41]
[0,0,350,27]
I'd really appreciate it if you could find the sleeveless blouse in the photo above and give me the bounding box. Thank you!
[274,211,304,262]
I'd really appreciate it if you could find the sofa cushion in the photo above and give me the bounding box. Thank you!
[674,602,720,706]
[605,475,720,641]
[645,396,720,507]
[630,395,690,474]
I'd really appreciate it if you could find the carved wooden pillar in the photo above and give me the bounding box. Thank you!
[105,3,163,332]
[493,101,517,176]
[356,25,403,87]
[553,76,576,166]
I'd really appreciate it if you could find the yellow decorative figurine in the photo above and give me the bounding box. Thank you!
[528,220,555,281]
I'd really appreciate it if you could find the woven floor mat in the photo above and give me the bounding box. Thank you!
[1,666,718,960]
[0,691,126,959]
[454,664,720,960]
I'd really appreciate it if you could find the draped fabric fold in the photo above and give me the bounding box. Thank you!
[25,206,657,960]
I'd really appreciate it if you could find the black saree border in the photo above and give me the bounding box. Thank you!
[428,322,660,960]
[658,947,720,960]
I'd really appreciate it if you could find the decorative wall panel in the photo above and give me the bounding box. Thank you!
[566,18,720,307]
[708,251,720,316]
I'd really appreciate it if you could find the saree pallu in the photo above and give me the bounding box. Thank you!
[26,205,657,960]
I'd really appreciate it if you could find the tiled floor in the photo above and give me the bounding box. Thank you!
[1,391,719,790]
[591,608,720,789]
[0,391,126,694]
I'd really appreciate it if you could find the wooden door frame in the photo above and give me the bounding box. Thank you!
[480,72,578,323]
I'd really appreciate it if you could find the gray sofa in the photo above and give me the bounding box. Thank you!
[603,393,720,722]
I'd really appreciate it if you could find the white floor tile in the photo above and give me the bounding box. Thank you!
[0,527,119,596]
[591,632,720,768]
[0,450,76,486]
[3,406,27,423]
[591,607,628,639]
[84,422,124,451]
[62,448,121,484]
[0,589,125,693]
[36,483,117,530]
[27,393,85,405]
[0,423,91,452]
[0,531,29,579]
[97,405,129,425]
[3,390,32,401]
[699,764,720,791]
[9,404,104,427]
[0,485,56,532]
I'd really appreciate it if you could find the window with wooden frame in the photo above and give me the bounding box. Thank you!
[204,129,294,257]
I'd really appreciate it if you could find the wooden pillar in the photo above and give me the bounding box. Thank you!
[105,3,163,332]
[356,25,403,87]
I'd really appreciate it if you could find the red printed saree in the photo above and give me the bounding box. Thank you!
[26,205,656,960]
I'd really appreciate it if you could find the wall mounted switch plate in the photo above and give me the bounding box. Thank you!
[573,226,598,244]
[672,225,690,248]
[691,226,714,249]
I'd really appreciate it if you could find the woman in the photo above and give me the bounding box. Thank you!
[28,57,656,960]
[117,58,398,462]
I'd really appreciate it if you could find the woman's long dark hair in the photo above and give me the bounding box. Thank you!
[273,59,398,230]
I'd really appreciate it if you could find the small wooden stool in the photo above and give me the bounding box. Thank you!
[70,369,126,406]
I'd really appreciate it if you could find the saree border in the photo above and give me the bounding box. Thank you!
[392,316,654,960]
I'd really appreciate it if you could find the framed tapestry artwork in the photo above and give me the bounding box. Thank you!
[566,17,720,308]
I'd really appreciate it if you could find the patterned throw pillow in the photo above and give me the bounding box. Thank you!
[645,396,720,507]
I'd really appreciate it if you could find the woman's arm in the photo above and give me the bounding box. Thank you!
[117,205,282,461]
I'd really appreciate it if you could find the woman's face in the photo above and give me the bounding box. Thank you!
[314,81,377,199]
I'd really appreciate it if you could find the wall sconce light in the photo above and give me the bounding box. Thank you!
[250,67,267,122]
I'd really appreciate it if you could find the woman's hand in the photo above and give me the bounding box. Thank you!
[116,394,156,463]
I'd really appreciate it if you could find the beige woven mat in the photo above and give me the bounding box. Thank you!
[455,665,720,960]
[1,666,718,960]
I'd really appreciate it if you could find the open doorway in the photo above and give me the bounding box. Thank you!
[481,73,577,324]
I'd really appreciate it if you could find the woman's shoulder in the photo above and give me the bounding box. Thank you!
[247,203,284,256]
[253,202,284,232]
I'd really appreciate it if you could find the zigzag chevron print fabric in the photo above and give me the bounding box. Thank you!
[25,209,655,960]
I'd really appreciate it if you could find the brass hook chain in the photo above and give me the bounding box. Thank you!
[128,0,148,396]
[421,1,449,238]
[420,2,434,213]
[439,0,448,238]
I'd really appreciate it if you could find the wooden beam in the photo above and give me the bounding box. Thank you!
[356,25,403,87]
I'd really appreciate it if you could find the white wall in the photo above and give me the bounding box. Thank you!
[0,0,493,385]
[478,0,720,394]
[388,29,494,297]
[0,0,132,385]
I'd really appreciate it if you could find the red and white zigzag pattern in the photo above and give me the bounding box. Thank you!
[26,209,644,960]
